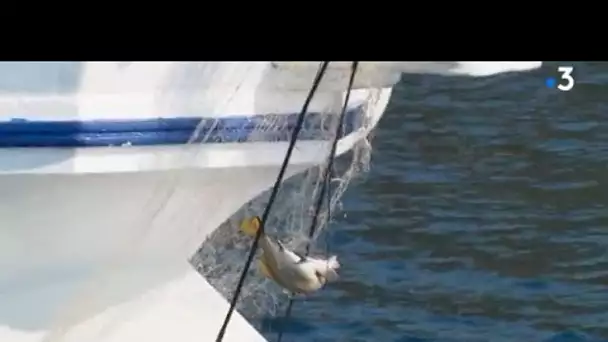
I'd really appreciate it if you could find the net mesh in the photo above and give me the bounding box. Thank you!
[41,62,383,341]
[191,114,376,324]
[191,138,373,320]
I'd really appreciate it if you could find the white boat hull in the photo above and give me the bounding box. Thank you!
[0,61,394,341]
[0,100,390,339]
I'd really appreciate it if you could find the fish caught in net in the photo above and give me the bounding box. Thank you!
[191,126,375,323]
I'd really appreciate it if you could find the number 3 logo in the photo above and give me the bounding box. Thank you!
[558,66,575,91]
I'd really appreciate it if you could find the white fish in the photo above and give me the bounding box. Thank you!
[240,216,340,294]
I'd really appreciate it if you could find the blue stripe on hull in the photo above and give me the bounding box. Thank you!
[0,107,364,148]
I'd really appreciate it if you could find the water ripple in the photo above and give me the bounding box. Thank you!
[272,62,608,341]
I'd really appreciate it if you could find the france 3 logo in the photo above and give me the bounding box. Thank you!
[545,66,574,92]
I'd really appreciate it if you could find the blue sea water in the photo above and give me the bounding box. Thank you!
[255,62,608,342]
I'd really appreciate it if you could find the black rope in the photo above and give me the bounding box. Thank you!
[276,61,359,342]
[214,62,330,342]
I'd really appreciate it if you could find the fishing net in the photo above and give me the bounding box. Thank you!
[191,101,379,326]
[41,62,384,341]
[191,138,374,321]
